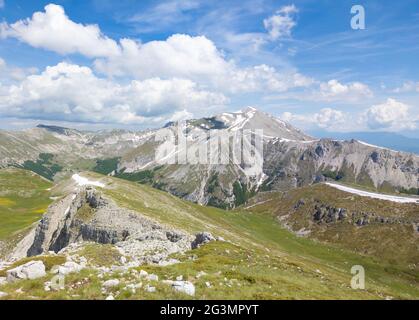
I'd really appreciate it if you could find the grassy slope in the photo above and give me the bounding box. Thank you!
[1,171,418,299]
[52,173,419,299]
[244,184,419,267]
[0,169,52,241]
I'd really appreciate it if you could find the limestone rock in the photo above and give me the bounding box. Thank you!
[103,279,120,288]
[58,261,84,275]
[191,232,215,249]
[172,281,195,296]
[6,261,46,282]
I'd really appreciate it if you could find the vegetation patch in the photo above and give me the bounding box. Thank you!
[322,170,345,181]
[93,158,120,175]
[398,187,419,196]
[20,153,63,181]
[115,169,155,184]
[78,244,122,267]
[233,181,255,207]
[0,168,52,240]
[75,203,95,223]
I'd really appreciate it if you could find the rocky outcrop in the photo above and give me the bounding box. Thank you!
[23,187,193,264]
[6,261,46,282]
[311,203,416,227]
[191,232,216,249]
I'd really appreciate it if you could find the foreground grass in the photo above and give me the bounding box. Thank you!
[0,242,392,300]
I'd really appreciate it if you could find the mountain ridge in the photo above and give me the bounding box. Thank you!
[0,108,418,208]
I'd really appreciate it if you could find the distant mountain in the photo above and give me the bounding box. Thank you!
[309,131,419,155]
[0,108,418,208]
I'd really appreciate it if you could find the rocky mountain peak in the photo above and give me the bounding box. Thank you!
[36,124,81,136]
[212,107,313,141]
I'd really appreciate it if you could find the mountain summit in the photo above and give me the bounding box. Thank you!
[212,107,312,140]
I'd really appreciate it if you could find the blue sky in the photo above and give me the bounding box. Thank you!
[0,0,418,136]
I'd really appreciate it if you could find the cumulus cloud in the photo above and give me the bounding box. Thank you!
[282,108,348,131]
[317,80,373,101]
[95,34,312,93]
[94,34,229,81]
[95,34,313,93]
[313,108,346,128]
[364,98,417,130]
[270,79,373,103]
[229,64,313,93]
[263,5,298,40]
[0,4,313,97]
[0,62,227,124]
[0,4,120,57]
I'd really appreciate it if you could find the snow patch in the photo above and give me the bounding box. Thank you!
[356,140,398,153]
[325,183,419,204]
[72,174,105,188]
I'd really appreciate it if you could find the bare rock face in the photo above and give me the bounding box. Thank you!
[311,203,414,227]
[25,187,194,264]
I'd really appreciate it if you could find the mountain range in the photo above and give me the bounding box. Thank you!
[0,108,418,208]
[310,131,419,155]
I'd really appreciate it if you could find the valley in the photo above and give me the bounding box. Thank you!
[0,170,417,299]
[0,108,417,300]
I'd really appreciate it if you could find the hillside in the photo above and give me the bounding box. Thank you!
[244,183,419,267]
[0,169,53,258]
[0,169,418,300]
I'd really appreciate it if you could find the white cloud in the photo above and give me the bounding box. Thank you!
[314,108,346,128]
[282,108,348,131]
[0,62,227,125]
[0,57,38,82]
[0,4,120,57]
[268,79,373,103]
[315,79,373,102]
[95,34,312,94]
[393,81,419,93]
[0,4,313,96]
[364,98,417,130]
[263,5,298,40]
[229,64,313,93]
[94,34,229,81]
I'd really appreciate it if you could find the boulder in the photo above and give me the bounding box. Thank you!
[172,281,195,296]
[58,261,84,275]
[145,285,156,293]
[6,261,46,282]
[103,279,120,288]
[139,270,148,277]
[147,274,159,282]
[191,232,216,249]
